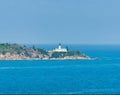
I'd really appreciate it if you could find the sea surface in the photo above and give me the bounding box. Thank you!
[0,45,120,94]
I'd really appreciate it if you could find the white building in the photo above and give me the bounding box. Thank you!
[51,43,68,52]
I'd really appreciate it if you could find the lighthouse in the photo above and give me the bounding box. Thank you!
[58,43,62,49]
[50,43,68,52]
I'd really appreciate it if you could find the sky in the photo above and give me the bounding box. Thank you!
[0,0,120,45]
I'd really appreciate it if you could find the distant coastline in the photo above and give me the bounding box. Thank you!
[0,43,90,60]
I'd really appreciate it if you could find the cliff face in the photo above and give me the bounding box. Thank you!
[0,43,90,60]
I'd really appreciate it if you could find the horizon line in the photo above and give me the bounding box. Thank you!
[0,42,120,45]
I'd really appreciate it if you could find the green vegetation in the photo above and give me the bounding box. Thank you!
[0,43,40,58]
[50,51,85,58]
[51,52,66,58]
[0,43,24,55]
[67,51,84,56]
[37,48,48,55]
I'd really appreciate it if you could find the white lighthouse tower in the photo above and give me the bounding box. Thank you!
[51,43,68,52]
[58,43,62,49]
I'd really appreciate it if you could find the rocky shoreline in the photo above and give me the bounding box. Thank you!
[0,53,90,60]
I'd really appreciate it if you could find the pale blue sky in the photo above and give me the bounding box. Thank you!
[0,0,120,44]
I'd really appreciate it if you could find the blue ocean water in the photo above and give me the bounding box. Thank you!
[0,45,120,94]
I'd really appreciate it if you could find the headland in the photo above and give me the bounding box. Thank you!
[0,43,90,60]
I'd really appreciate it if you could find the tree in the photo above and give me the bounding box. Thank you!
[66,46,69,51]
[32,45,36,50]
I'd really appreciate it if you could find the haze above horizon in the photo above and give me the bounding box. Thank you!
[0,0,120,45]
